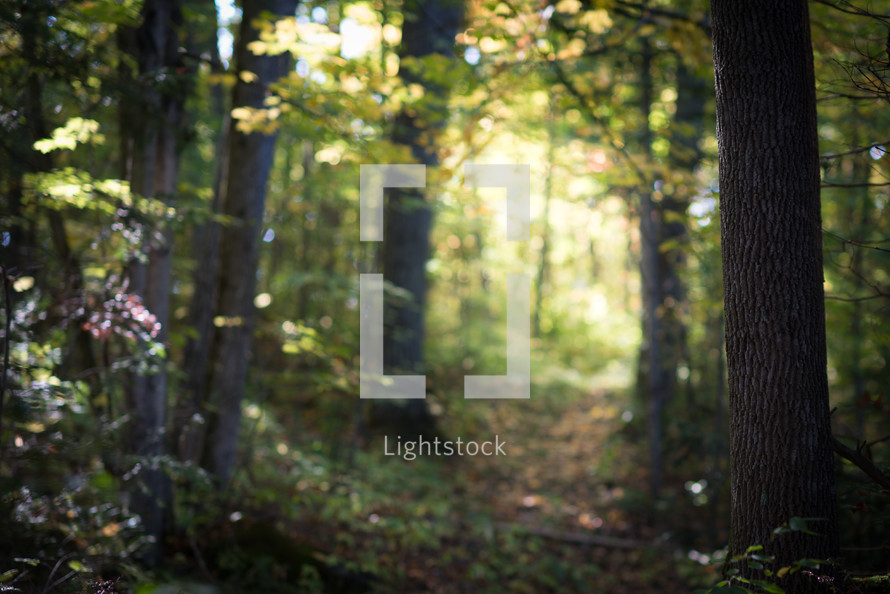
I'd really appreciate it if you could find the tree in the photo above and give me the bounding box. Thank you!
[711,0,840,590]
[118,0,192,561]
[539,0,712,498]
[377,0,461,430]
[179,2,229,465]
[199,0,298,484]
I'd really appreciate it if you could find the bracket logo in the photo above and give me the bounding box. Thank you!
[359,164,531,399]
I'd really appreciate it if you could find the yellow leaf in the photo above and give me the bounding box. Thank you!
[579,9,612,34]
[555,0,581,14]
[231,107,252,121]
[12,276,34,292]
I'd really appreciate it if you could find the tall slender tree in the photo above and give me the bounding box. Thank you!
[118,0,192,562]
[711,0,840,590]
[636,36,669,498]
[199,0,298,484]
[180,7,229,464]
[378,0,461,429]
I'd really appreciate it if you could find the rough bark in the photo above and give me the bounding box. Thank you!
[200,0,298,484]
[377,0,461,431]
[711,1,840,590]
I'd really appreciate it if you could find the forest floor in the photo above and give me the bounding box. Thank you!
[169,365,729,594]
[384,384,722,593]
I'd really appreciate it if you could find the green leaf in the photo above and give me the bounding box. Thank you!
[0,569,19,583]
[74,0,141,26]
[68,560,88,572]
[33,118,104,153]
[795,558,823,569]
[788,517,808,532]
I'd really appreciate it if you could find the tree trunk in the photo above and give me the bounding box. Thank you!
[636,37,668,499]
[297,140,314,321]
[200,0,298,484]
[711,1,840,590]
[180,19,228,464]
[118,0,191,562]
[846,127,871,440]
[661,59,706,409]
[533,109,555,339]
[376,0,461,431]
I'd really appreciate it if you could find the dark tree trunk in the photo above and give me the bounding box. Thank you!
[637,46,707,499]
[661,59,706,409]
[200,0,298,484]
[118,0,191,562]
[711,1,840,590]
[377,0,461,431]
[2,15,48,277]
[845,126,871,440]
[180,18,228,463]
[636,37,668,498]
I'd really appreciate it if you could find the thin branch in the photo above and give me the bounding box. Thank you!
[825,294,887,302]
[823,238,890,301]
[832,235,890,244]
[550,61,650,189]
[42,571,76,594]
[811,0,890,21]
[823,228,890,254]
[833,436,890,491]
[821,140,890,159]
[846,264,890,299]
[822,180,890,188]
[868,434,890,446]
[40,553,76,594]
[817,92,884,101]
[612,0,711,33]
[178,49,226,73]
